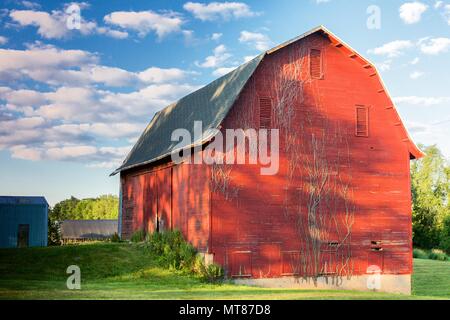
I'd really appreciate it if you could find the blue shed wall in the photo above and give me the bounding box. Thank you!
[0,203,48,248]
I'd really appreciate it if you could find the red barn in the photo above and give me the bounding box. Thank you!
[112,26,423,294]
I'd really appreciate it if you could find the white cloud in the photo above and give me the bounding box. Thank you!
[0,35,202,167]
[211,32,223,41]
[243,55,257,63]
[96,27,129,39]
[104,10,184,38]
[410,57,420,65]
[21,1,41,10]
[434,1,444,9]
[10,145,43,161]
[410,71,424,79]
[213,67,236,77]
[394,96,450,106]
[196,44,232,68]
[89,66,136,87]
[184,2,259,21]
[316,0,331,3]
[418,37,450,54]
[239,31,272,51]
[368,40,414,57]
[0,43,96,71]
[10,9,128,39]
[375,60,392,72]
[46,145,97,161]
[138,67,190,84]
[0,36,7,45]
[0,44,192,87]
[399,2,428,24]
[443,4,450,25]
[10,10,68,39]
[0,88,47,106]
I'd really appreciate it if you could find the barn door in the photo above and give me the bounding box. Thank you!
[17,224,29,248]
[144,172,158,234]
[156,168,172,232]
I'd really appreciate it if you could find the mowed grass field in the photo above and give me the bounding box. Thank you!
[0,243,448,300]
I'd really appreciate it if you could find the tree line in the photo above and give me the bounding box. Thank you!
[412,145,450,253]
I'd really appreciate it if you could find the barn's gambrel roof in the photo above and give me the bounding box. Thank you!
[112,26,423,175]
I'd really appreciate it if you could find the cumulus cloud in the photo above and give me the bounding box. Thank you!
[418,37,450,54]
[0,57,200,167]
[183,2,259,21]
[410,57,420,65]
[9,8,128,39]
[399,2,428,24]
[243,55,257,63]
[368,40,414,57]
[0,36,7,45]
[375,60,392,72]
[20,1,41,10]
[137,67,191,84]
[212,66,236,77]
[435,1,444,9]
[410,71,424,79]
[211,32,223,41]
[196,44,232,68]
[239,30,272,51]
[104,10,184,38]
[0,44,192,88]
[443,4,450,25]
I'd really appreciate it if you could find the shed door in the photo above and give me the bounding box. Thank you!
[17,224,29,248]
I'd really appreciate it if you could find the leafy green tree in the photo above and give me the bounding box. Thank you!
[411,145,450,249]
[47,218,61,246]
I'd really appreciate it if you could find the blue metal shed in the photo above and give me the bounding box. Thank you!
[0,196,48,248]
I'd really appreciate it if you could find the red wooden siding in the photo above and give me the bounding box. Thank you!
[121,154,211,252]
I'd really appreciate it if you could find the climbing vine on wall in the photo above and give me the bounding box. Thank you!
[267,41,356,283]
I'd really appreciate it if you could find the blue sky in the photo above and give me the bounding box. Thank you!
[0,0,449,205]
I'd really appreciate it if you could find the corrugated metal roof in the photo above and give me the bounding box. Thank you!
[60,220,118,239]
[0,196,48,206]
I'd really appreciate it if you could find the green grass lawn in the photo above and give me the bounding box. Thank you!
[0,243,448,300]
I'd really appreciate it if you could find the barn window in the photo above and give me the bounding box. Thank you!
[259,97,272,129]
[310,48,323,79]
[355,106,369,137]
